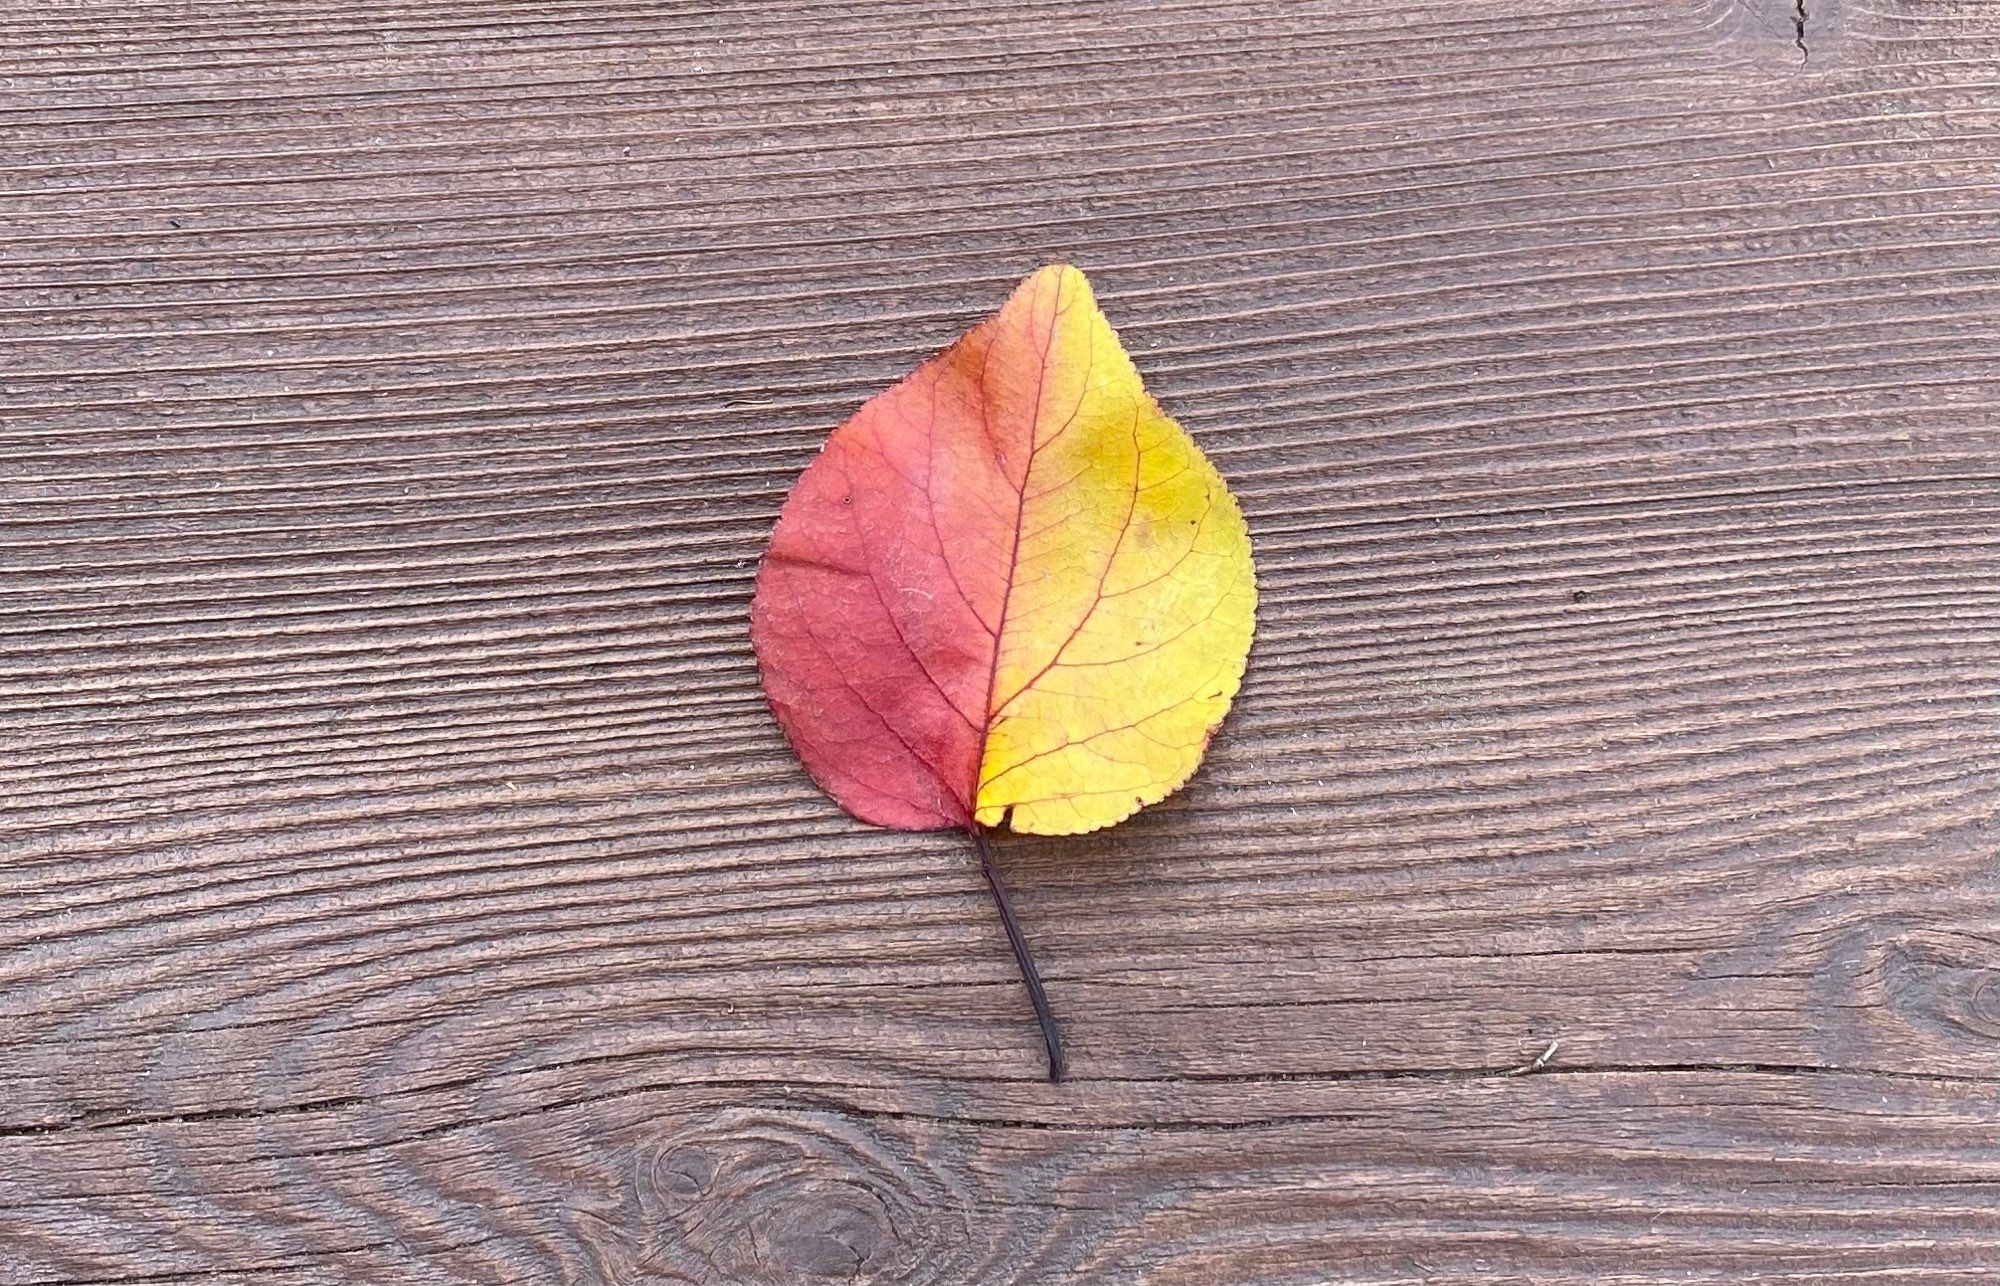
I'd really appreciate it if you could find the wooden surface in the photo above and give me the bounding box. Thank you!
[3,1,1996,1282]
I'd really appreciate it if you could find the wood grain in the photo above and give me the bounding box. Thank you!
[2,0,1995,1281]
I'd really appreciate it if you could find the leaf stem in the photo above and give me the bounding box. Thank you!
[971,826,1066,1083]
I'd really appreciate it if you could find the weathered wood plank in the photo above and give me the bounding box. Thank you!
[2,0,1995,1281]
[4,1073,1995,1283]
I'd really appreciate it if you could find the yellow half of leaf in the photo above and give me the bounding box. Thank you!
[973,266,1257,835]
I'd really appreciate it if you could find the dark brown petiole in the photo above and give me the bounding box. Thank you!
[971,826,1066,1083]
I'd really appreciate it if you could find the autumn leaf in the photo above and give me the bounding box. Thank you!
[750,264,1257,1079]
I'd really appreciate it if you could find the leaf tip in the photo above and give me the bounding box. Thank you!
[1022,261,1094,302]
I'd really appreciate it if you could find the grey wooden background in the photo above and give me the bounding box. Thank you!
[2,1,1996,1282]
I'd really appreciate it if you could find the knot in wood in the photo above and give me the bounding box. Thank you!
[620,1109,966,1284]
